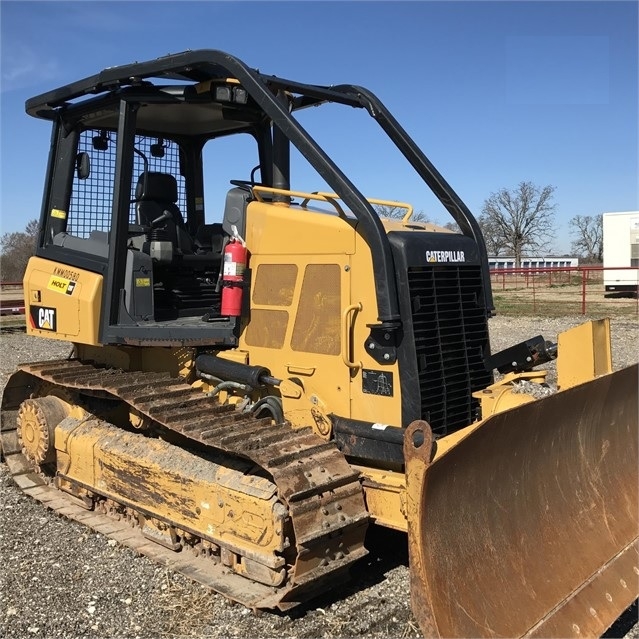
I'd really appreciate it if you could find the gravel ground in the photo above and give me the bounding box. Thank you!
[1,316,637,639]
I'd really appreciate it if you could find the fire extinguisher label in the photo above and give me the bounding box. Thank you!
[223,261,244,276]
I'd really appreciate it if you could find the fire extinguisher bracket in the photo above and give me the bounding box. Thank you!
[221,279,250,288]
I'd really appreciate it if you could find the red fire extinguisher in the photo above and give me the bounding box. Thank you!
[221,237,247,317]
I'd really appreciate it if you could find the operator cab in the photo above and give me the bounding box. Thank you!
[33,72,265,345]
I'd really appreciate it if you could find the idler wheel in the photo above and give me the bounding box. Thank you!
[17,396,68,465]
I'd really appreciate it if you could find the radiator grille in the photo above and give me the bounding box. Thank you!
[407,265,492,437]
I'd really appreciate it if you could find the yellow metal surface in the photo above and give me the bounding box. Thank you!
[213,349,250,364]
[244,198,355,255]
[240,198,404,432]
[24,256,102,344]
[355,465,407,532]
[347,231,404,426]
[557,318,613,390]
[55,417,288,579]
[431,371,547,462]
[404,364,639,638]
[75,344,196,381]
[472,371,546,419]
[76,344,131,369]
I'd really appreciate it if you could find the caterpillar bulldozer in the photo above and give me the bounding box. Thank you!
[2,50,637,637]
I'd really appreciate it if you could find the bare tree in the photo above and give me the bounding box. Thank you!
[373,204,430,223]
[569,214,603,263]
[442,221,460,233]
[480,182,556,267]
[0,219,39,281]
[477,215,507,255]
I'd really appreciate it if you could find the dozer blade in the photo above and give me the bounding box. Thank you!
[404,364,638,638]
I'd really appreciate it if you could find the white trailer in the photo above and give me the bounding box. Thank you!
[603,211,639,293]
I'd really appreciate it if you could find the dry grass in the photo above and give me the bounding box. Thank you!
[156,571,221,637]
[493,283,638,317]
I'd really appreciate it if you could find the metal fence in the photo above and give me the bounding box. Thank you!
[0,281,24,316]
[489,266,639,317]
[3,266,639,322]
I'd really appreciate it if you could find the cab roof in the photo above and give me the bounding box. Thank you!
[26,49,364,120]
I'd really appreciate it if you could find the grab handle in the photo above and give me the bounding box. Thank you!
[342,303,363,370]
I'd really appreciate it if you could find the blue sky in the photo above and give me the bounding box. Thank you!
[1,0,637,254]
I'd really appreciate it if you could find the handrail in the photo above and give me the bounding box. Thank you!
[341,302,363,370]
[251,186,346,217]
[253,187,416,225]
[316,193,415,224]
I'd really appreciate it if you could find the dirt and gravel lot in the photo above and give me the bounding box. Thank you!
[1,315,637,638]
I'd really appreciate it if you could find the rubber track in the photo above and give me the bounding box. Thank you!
[3,359,370,609]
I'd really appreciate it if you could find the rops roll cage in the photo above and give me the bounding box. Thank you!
[27,49,494,345]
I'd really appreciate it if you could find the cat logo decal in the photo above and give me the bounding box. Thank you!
[30,306,57,332]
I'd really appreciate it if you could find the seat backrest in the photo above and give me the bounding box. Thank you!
[135,172,193,254]
[194,222,225,256]
[222,187,250,240]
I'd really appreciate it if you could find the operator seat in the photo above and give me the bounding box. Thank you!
[135,172,193,254]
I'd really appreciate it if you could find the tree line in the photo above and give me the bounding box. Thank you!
[1,220,39,282]
[1,183,604,281]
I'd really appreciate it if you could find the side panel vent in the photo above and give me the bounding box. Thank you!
[291,264,341,356]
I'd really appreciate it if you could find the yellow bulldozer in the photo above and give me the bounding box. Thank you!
[2,50,636,637]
